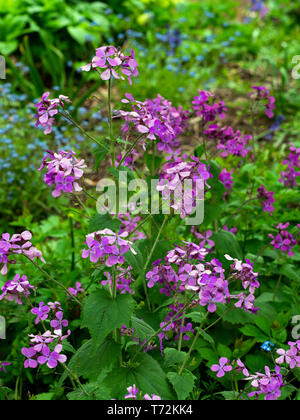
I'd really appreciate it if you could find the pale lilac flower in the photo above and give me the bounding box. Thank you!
[144,394,161,400]
[0,361,11,373]
[50,311,69,332]
[68,282,84,297]
[34,92,70,134]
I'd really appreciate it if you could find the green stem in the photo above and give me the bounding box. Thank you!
[108,78,115,169]
[178,313,209,375]
[142,215,169,312]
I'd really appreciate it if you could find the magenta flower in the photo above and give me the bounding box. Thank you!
[21,347,38,369]
[251,86,275,119]
[37,344,67,369]
[219,168,234,199]
[31,302,50,325]
[0,361,11,373]
[68,282,84,297]
[0,231,45,275]
[144,394,161,400]
[279,143,300,188]
[192,90,227,124]
[50,311,69,332]
[82,229,136,267]
[257,185,275,214]
[124,384,139,399]
[34,92,70,134]
[0,274,34,305]
[268,222,297,257]
[81,46,138,85]
[39,150,86,198]
[211,358,233,378]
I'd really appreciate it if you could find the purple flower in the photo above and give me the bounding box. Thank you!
[268,222,297,257]
[0,361,11,373]
[81,46,138,85]
[275,342,300,369]
[124,384,139,399]
[39,150,86,198]
[0,274,34,305]
[21,347,38,369]
[211,358,233,378]
[31,302,50,325]
[144,393,161,400]
[279,143,300,188]
[257,185,275,214]
[68,282,84,297]
[192,90,227,124]
[250,86,275,119]
[82,229,136,268]
[34,92,70,134]
[0,231,45,275]
[117,93,189,153]
[50,311,69,332]
[219,168,234,198]
[205,124,251,158]
[37,344,67,369]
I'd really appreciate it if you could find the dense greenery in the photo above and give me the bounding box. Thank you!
[0,0,299,401]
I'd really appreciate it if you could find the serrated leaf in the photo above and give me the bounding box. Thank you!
[67,339,121,381]
[131,317,155,341]
[167,371,196,400]
[163,348,187,368]
[82,289,135,352]
[89,214,121,233]
[104,353,174,400]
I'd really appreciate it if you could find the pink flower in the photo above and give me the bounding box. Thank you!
[211,358,233,378]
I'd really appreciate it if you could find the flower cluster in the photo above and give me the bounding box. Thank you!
[0,274,34,305]
[118,212,146,242]
[34,92,70,134]
[204,124,251,157]
[257,185,275,214]
[116,149,140,170]
[211,358,284,400]
[246,366,284,400]
[158,303,194,355]
[250,86,275,119]
[124,384,161,400]
[157,155,212,218]
[0,231,45,275]
[39,150,86,198]
[219,168,234,198]
[81,46,138,85]
[117,93,189,154]
[101,266,135,295]
[192,90,227,124]
[22,301,70,369]
[225,254,260,312]
[268,222,297,257]
[279,143,300,188]
[82,229,136,267]
[276,341,300,369]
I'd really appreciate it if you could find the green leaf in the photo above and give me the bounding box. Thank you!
[104,353,174,400]
[200,330,215,346]
[163,348,187,368]
[167,371,196,400]
[186,311,205,323]
[89,214,121,233]
[131,317,155,341]
[67,382,111,400]
[240,324,269,342]
[281,264,300,283]
[82,289,135,352]
[212,231,243,259]
[67,339,121,381]
[223,308,255,325]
